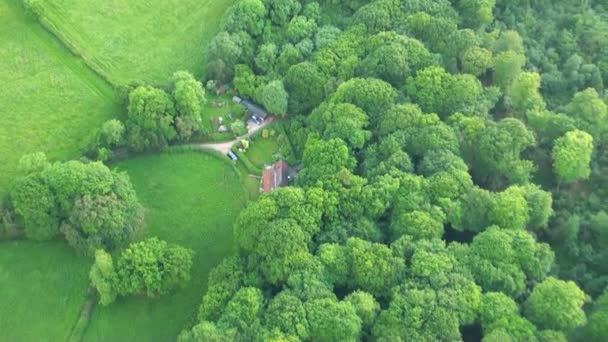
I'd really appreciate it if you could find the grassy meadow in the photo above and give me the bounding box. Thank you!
[34,0,237,85]
[84,151,247,341]
[0,241,91,341]
[0,0,119,194]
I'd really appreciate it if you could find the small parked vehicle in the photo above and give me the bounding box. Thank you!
[227,150,238,161]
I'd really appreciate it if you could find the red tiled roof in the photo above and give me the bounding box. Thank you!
[260,160,289,193]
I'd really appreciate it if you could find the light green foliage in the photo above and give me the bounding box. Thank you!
[315,25,341,50]
[218,287,265,339]
[287,16,317,43]
[230,120,247,136]
[298,138,356,186]
[450,186,493,232]
[564,88,608,137]
[345,237,405,298]
[525,277,588,332]
[10,175,59,240]
[552,129,593,183]
[493,51,526,90]
[538,330,567,342]
[305,298,362,342]
[94,119,125,155]
[521,184,553,232]
[318,243,349,286]
[376,104,458,158]
[115,238,194,297]
[234,64,258,99]
[224,0,266,36]
[390,210,444,241]
[198,256,244,321]
[126,85,176,151]
[172,71,205,141]
[489,186,529,230]
[178,321,236,342]
[493,30,525,55]
[508,72,545,113]
[352,0,398,33]
[90,249,118,305]
[257,80,289,116]
[360,32,434,86]
[17,152,50,176]
[250,219,310,285]
[11,159,142,249]
[406,12,458,55]
[461,46,492,76]
[406,66,483,117]
[344,291,380,330]
[331,78,397,118]
[466,227,554,296]
[255,43,278,73]
[308,102,371,149]
[373,287,462,341]
[264,291,309,340]
[479,292,519,328]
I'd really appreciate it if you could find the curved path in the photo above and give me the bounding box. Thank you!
[195,117,274,154]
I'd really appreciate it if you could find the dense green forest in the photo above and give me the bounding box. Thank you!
[2,0,608,340]
[180,0,608,340]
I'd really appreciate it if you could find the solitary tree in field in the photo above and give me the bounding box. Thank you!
[552,130,593,183]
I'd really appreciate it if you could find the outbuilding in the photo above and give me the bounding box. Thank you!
[241,99,268,123]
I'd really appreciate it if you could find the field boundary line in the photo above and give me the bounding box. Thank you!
[12,0,118,98]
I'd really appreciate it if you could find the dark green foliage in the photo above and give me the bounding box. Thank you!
[284,62,327,114]
[10,158,143,253]
[10,174,59,240]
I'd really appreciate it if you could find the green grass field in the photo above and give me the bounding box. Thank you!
[246,133,282,169]
[0,0,119,194]
[84,151,247,341]
[0,241,91,341]
[35,0,237,85]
